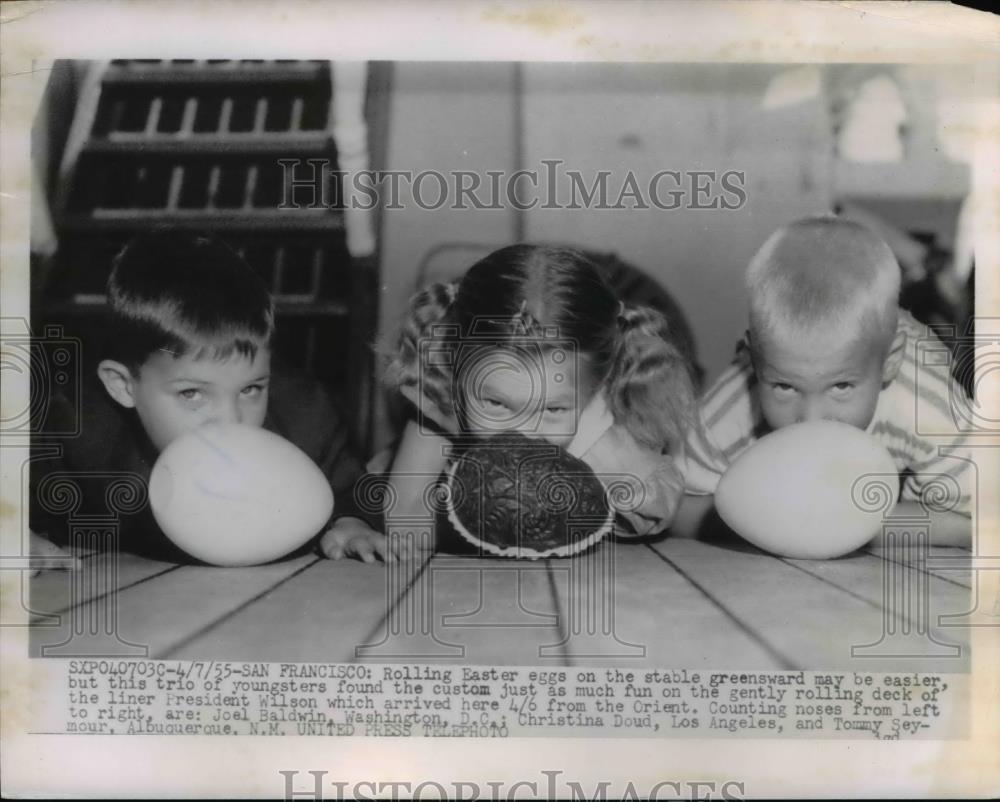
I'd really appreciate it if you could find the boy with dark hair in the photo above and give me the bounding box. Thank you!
[30,229,385,564]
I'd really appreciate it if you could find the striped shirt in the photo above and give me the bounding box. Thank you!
[682,309,974,516]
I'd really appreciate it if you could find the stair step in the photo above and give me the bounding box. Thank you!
[104,62,329,87]
[60,209,345,233]
[85,136,333,156]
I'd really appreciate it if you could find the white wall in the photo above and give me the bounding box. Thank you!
[520,63,834,382]
[374,62,519,450]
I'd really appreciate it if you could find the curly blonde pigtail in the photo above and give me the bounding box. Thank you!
[605,304,697,454]
[381,281,459,419]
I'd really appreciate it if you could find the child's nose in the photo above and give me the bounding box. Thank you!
[210,399,243,426]
[799,397,829,423]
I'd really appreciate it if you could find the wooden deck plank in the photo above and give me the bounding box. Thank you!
[167,557,411,662]
[426,556,562,665]
[866,544,973,588]
[650,538,967,672]
[29,554,318,659]
[29,535,974,671]
[29,552,179,621]
[781,552,970,664]
[548,539,784,668]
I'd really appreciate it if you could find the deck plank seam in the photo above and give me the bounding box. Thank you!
[157,556,323,659]
[646,543,800,670]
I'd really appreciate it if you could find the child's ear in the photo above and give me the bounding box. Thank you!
[881,328,906,384]
[97,360,137,408]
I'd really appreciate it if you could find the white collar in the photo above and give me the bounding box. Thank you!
[568,391,616,459]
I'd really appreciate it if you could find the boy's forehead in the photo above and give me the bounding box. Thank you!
[754,328,880,375]
[142,346,271,380]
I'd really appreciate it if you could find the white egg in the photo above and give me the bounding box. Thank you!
[715,420,898,559]
[149,423,334,566]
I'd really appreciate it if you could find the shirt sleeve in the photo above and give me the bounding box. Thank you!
[681,411,730,496]
[681,354,760,496]
[576,424,685,537]
[266,371,380,531]
[874,312,975,518]
[890,373,974,517]
[899,452,974,518]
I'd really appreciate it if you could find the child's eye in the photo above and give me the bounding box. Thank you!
[241,384,266,398]
[177,388,202,402]
[772,383,796,398]
[831,382,855,395]
[545,406,569,414]
[481,398,505,410]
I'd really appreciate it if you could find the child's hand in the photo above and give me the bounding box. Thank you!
[28,530,81,577]
[319,517,429,563]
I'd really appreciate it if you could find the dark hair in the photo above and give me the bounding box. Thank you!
[387,244,696,452]
[104,229,274,371]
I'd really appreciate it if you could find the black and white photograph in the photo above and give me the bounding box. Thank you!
[2,2,998,799]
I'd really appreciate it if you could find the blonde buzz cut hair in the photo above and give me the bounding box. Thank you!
[746,215,901,351]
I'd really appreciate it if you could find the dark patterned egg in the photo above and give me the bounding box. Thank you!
[445,433,614,559]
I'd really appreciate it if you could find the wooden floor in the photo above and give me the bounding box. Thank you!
[27,537,973,671]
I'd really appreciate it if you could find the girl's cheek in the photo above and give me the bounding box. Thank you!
[541,413,578,444]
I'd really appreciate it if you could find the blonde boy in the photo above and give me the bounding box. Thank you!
[680,216,972,545]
